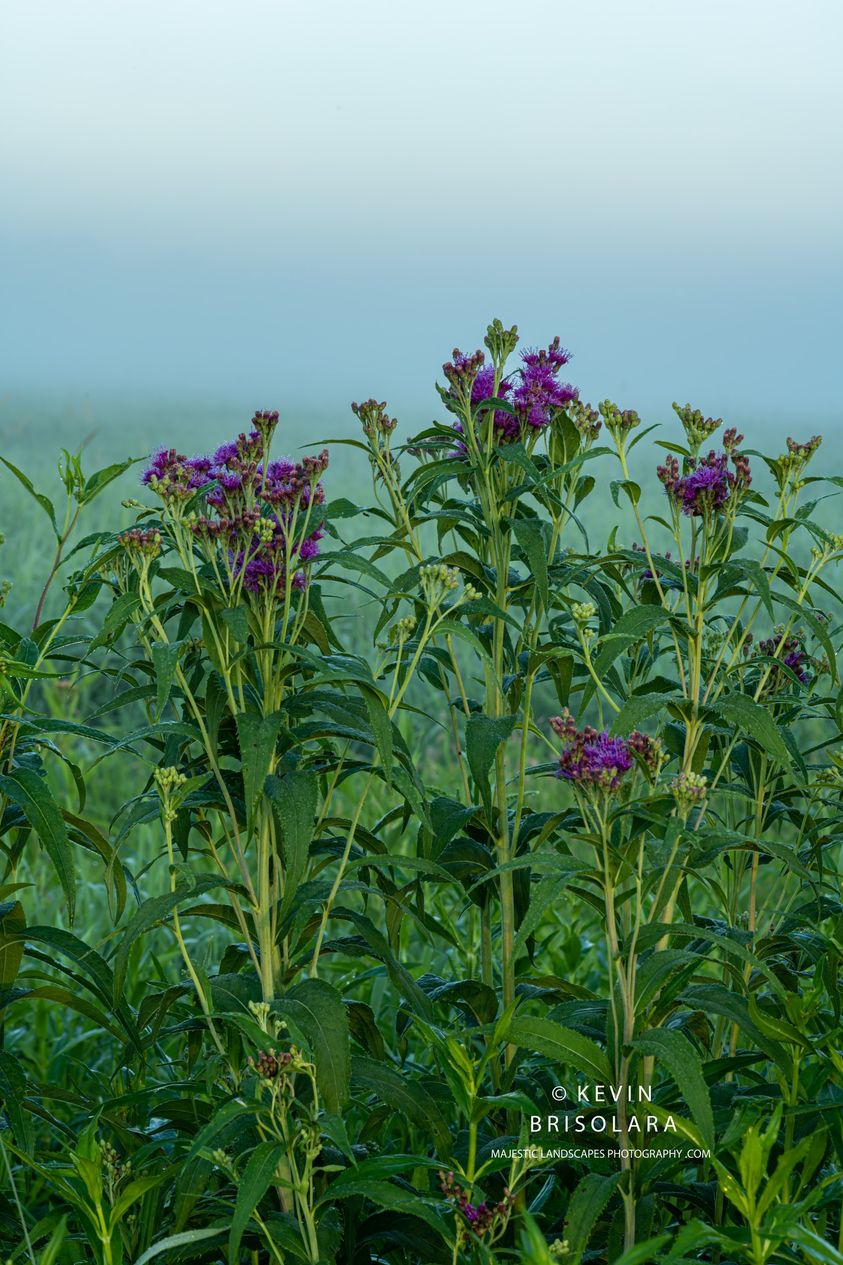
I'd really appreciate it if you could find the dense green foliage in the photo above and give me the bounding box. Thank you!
[1,323,842,1264]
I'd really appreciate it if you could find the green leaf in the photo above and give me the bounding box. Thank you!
[506,1015,612,1083]
[111,877,223,1002]
[610,478,641,508]
[609,1236,673,1265]
[151,641,181,718]
[89,592,142,649]
[785,1224,843,1265]
[350,1055,451,1155]
[266,770,318,917]
[512,873,579,958]
[0,769,75,921]
[81,456,142,504]
[633,1028,714,1148]
[219,604,250,645]
[229,1141,285,1264]
[319,1178,448,1238]
[236,711,283,826]
[465,713,517,806]
[429,796,479,852]
[276,979,349,1113]
[0,900,25,990]
[611,692,680,736]
[0,457,57,536]
[513,518,549,610]
[134,1228,226,1265]
[360,684,393,781]
[711,694,791,767]
[0,1050,33,1152]
[563,1171,622,1264]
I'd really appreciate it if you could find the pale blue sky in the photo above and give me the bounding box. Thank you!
[1,0,841,427]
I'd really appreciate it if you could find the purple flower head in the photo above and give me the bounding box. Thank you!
[783,650,809,682]
[446,332,577,453]
[513,358,578,430]
[213,440,240,466]
[659,448,751,518]
[559,731,633,789]
[550,710,661,791]
[679,453,733,515]
[759,632,810,685]
[521,336,571,372]
[147,411,328,605]
[142,448,213,502]
[472,365,517,439]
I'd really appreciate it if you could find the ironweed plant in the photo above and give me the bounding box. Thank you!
[0,324,842,1265]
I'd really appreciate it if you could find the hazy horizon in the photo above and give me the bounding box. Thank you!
[2,0,841,433]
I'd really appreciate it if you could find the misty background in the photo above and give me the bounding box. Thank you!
[1,0,841,459]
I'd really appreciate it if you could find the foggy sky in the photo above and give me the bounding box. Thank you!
[1,0,841,427]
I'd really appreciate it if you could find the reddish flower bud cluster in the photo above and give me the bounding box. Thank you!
[442,348,485,390]
[251,409,280,439]
[118,528,161,557]
[599,401,640,434]
[352,399,398,436]
[568,399,602,443]
[758,631,810,685]
[786,435,822,458]
[249,1048,294,1079]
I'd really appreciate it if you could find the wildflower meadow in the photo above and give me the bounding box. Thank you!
[1,321,841,1264]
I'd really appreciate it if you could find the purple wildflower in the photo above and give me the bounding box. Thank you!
[444,333,578,451]
[759,632,810,685]
[513,338,577,430]
[680,453,733,514]
[550,710,662,791]
[657,448,752,518]
[439,1171,513,1241]
[146,411,328,602]
[471,364,517,439]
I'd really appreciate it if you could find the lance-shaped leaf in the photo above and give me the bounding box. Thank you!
[275,978,350,1113]
[506,1014,612,1083]
[563,1171,622,1265]
[228,1140,286,1264]
[0,769,75,921]
[633,1027,714,1148]
[235,710,283,827]
[266,769,317,916]
[711,694,791,768]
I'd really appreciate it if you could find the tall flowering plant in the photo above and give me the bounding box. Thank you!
[347,323,843,1262]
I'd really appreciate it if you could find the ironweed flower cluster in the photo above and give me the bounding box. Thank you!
[671,771,708,819]
[550,711,661,792]
[567,399,602,443]
[444,335,577,446]
[599,400,641,440]
[249,1047,295,1079]
[757,629,812,685]
[118,528,162,557]
[141,417,328,601]
[657,446,751,517]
